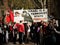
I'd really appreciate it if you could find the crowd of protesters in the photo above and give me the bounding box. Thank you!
[0,18,60,45]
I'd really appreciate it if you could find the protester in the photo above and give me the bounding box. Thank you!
[4,24,9,43]
[27,24,31,43]
[0,24,3,45]
[18,21,25,44]
[45,20,56,45]
[24,23,29,43]
[13,22,17,44]
[30,22,38,45]
[9,23,13,42]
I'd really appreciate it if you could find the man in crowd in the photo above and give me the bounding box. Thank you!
[18,21,25,44]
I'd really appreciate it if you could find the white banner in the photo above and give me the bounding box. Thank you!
[14,9,48,22]
[28,9,48,22]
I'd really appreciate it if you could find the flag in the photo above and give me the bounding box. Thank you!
[5,14,11,23]
[9,10,14,23]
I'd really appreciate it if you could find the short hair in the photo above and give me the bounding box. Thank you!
[20,21,22,23]
[23,11,27,13]
[15,12,20,14]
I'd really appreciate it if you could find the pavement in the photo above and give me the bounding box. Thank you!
[4,42,34,45]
